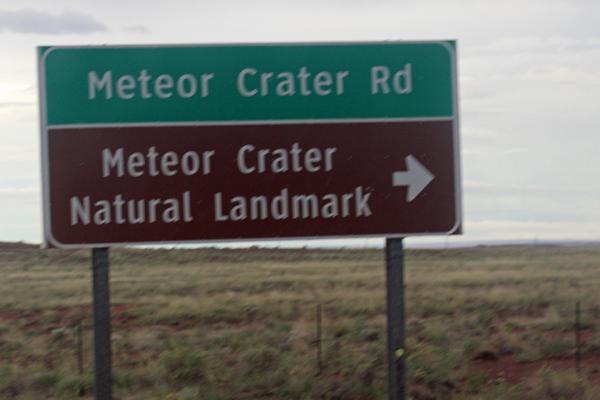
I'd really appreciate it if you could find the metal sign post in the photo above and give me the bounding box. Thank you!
[386,238,406,400]
[92,248,112,400]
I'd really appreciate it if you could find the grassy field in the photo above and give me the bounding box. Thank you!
[1,242,600,399]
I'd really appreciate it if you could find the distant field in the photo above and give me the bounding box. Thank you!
[1,243,599,399]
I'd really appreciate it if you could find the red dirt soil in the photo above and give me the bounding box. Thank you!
[474,354,600,387]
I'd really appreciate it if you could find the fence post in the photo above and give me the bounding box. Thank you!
[317,303,323,376]
[77,322,84,375]
[576,301,581,375]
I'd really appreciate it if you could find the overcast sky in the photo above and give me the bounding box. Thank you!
[1,0,599,247]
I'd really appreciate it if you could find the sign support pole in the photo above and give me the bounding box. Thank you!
[92,248,113,400]
[386,238,406,400]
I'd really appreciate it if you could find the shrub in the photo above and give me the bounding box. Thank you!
[535,367,588,400]
[539,338,573,358]
[241,344,281,373]
[160,347,205,389]
[31,371,61,390]
[465,370,488,394]
[58,374,94,396]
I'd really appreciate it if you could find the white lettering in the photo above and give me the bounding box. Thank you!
[103,148,124,177]
[231,197,247,220]
[71,196,90,225]
[154,74,174,98]
[276,72,295,96]
[89,70,212,100]
[161,152,178,176]
[138,69,152,99]
[116,75,135,99]
[214,187,371,222]
[163,198,179,223]
[183,191,193,222]
[200,73,213,97]
[257,149,269,173]
[314,72,332,95]
[325,147,336,171]
[355,186,372,216]
[260,72,273,96]
[148,147,159,176]
[336,71,349,95]
[304,148,321,172]
[214,193,228,221]
[104,147,213,177]
[298,67,311,96]
[203,150,214,175]
[322,194,338,218]
[272,189,289,220]
[393,64,412,94]
[236,67,347,97]
[181,152,200,176]
[94,200,111,224]
[292,194,319,219]
[177,74,197,98]
[236,143,335,174]
[237,68,258,97]
[128,200,145,223]
[342,192,353,217]
[251,196,268,220]
[113,195,126,224]
[371,66,390,94]
[238,145,255,174]
[290,143,302,172]
[271,149,288,173]
[372,65,412,94]
[88,71,112,100]
[71,193,193,225]
[127,153,144,177]
[149,199,160,223]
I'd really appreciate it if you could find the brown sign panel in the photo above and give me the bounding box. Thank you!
[45,122,459,247]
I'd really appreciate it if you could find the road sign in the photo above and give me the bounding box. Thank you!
[39,42,461,248]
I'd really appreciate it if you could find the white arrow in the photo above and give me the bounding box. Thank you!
[392,155,435,202]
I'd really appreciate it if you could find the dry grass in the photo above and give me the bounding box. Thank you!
[0,243,599,399]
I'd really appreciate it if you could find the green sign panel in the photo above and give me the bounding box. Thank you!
[40,42,456,125]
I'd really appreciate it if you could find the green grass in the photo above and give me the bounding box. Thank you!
[0,244,599,399]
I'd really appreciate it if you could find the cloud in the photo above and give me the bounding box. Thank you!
[122,25,150,34]
[463,181,600,197]
[0,102,35,108]
[0,187,39,203]
[463,219,600,241]
[0,187,41,241]
[0,9,107,35]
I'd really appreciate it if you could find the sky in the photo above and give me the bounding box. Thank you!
[1,0,599,247]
